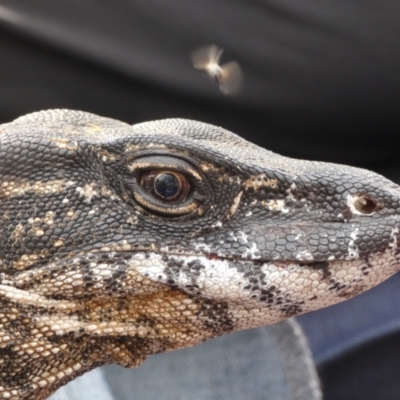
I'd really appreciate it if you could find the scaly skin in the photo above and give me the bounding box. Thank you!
[0,110,399,399]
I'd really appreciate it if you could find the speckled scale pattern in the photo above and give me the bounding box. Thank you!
[1,109,400,399]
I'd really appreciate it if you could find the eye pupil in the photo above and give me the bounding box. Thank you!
[154,173,181,199]
[138,169,191,205]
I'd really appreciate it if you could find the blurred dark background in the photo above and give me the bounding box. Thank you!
[1,1,400,399]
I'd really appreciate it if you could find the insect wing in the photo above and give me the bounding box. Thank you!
[219,61,243,95]
[191,45,223,70]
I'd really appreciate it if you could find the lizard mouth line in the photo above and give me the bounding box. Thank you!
[89,248,341,266]
[89,244,399,268]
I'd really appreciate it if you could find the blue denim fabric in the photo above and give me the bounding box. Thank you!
[50,321,320,400]
[298,273,400,364]
[49,368,114,400]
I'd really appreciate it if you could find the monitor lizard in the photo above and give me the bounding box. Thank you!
[0,109,399,399]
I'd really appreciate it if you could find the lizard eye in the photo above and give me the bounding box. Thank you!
[125,155,206,217]
[140,171,190,203]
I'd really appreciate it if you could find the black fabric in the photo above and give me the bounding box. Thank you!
[0,1,400,399]
[0,0,400,168]
[319,332,400,400]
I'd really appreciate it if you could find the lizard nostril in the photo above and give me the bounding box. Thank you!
[353,196,378,214]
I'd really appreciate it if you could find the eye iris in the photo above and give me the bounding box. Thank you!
[154,173,181,199]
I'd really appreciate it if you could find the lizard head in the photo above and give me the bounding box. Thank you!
[0,110,399,398]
